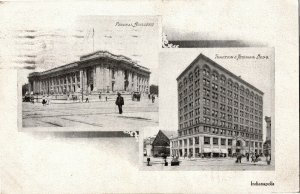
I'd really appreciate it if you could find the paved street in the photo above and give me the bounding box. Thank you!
[22,97,158,129]
[142,156,274,171]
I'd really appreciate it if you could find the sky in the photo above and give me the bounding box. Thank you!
[159,48,274,142]
[0,12,160,85]
[162,0,277,46]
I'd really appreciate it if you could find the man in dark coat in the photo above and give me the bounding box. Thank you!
[115,93,124,114]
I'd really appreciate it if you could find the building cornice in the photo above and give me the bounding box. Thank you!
[176,53,264,95]
[28,50,150,78]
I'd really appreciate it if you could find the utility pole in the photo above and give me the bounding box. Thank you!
[92,28,94,52]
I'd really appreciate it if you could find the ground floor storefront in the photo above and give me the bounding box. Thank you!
[171,134,263,158]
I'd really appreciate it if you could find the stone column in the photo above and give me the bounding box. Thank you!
[181,139,185,157]
[107,67,111,92]
[193,136,196,157]
[232,139,236,155]
[199,136,203,155]
[84,69,87,93]
[187,138,190,156]
[66,75,69,93]
[119,69,124,91]
[210,137,213,157]
[218,137,221,156]
[70,74,73,93]
[128,71,132,92]
[47,79,50,94]
[134,73,138,92]
[74,72,78,92]
[95,65,101,92]
[93,66,96,92]
[28,81,32,94]
[40,80,42,94]
[80,70,83,93]
[226,139,228,157]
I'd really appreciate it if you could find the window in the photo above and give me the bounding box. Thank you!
[204,137,210,144]
[212,73,218,81]
[228,80,233,89]
[204,117,210,124]
[195,67,200,77]
[221,138,226,145]
[220,76,226,85]
[228,139,232,146]
[204,126,211,132]
[189,73,193,83]
[195,137,199,144]
[204,107,210,115]
[213,138,219,145]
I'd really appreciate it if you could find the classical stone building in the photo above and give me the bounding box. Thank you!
[27,51,150,100]
[170,53,264,158]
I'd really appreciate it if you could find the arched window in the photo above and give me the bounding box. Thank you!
[220,75,226,85]
[212,70,219,81]
[183,77,188,86]
[227,79,233,89]
[240,86,244,95]
[194,67,200,78]
[245,88,250,97]
[250,91,254,100]
[234,82,239,92]
[189,72,193,83]
[178,82,183,90]
[203,64,211,77]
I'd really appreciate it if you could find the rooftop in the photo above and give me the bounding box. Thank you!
[29,50,150,78]
[176,53,264,95]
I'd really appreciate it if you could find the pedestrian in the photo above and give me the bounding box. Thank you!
[266,154,271,165]
[251,154,255,163]
[42,96,47,106]
[85,96,89,103]
[147,156,151,166]
[105,96,108,101]
[255,153,259,162]
[246,153,249,162]
[115,92,124,114]
[148,93,151,100]
[152,94,155,103]
[99,92,101,100]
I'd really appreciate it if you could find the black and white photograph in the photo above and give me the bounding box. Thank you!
[17,16,160,130]
[0,1,299,193]
[141,48,274,170]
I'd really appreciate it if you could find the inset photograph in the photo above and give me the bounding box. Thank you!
[141,48,274,170]
[19,16,160,130]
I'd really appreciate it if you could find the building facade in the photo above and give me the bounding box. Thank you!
[171,54,264,158]
[151,130,177,157]
[263,116,271,155]
[28,51,150,99]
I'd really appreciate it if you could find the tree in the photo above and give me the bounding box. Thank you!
[22,83,29,96]
[150,85,158,95]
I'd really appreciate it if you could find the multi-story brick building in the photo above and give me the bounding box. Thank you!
[170,54,264,157]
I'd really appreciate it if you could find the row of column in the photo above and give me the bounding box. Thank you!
[29,65,150,95]
[30,72,82,95]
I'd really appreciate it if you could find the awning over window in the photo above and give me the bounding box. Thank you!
[221,149,228,154]
[203,148,212,153]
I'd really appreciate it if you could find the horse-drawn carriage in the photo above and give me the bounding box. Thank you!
[132,92,141,101]
[23,95,34,103]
